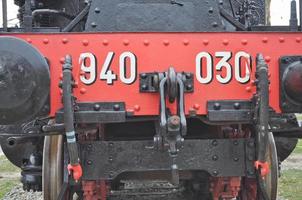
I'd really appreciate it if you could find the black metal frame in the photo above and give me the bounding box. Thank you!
[79,138,256,180]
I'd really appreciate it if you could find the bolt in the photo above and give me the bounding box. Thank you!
[141,84,148,90]
[296,37,301,43]
[212,22,218,27]
[233,140,239,145]
[183,39,189,46]
[87,160,92,165]
[134,105,140,112]
[102,39,109,46]
[186,84,193,90]
[94,104,101,111]
[43,38,49,44]
[234,102,241,110]
[248,170,254,175]
[212,155,218,161]
[212,170,219,176]
[82,39,89,46]
[222,39,229,45]
[94,7,101,13]
[109,142,114,147]
[246,86,252,92]
[212,140,218,146]
[279,37,285,43]
[213,103,221,110]
[163,40,170,46]
[109,156,113,162]
[140,73,147,79]
[123,39,129,46]
[262,37,268,43]
[62,38,68,44]
[233,157,239,162]
[143,39,150,46]
[113,104,120,111]
[208,7,214,13]
[203,39,209,45]
[241,39,248,45]
[26,38,32,43]
[193,103,200,110]
[80,88,86,94]
[91,22,97,28]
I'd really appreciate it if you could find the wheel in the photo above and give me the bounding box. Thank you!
[274,137,298,162]
[43,135,64,200]
[239,132,278,200]
[263,132,278,200]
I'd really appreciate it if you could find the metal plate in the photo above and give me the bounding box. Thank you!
[79,138,255,180]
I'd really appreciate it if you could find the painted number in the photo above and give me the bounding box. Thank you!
[79,52,137,85]
[196,51,251,84]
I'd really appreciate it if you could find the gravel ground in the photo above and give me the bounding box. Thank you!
[1,185,42,200]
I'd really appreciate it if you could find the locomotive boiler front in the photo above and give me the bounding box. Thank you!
[0,37,50,125]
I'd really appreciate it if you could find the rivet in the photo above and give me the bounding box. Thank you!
[62,38,68,44]
[140,73,147,79]
[43,38,49,44]
[183,39,189,46]
[59,73,63,80]
[109,156,113,162]
[163,40,170,46]
[233,140,239,145]
[296,37,301,43]
[212,140,218,146]
[241,39,248,45]
[26,38,32,43]
[208,7,214,13]
[60,89,63,95]
[94,7,101,13]
[94,104,101,111]
[212,22,218,27]
[102,39,109,46]
[134,105,140,112]
[265,56,271,62]
[262,37,268,43]
[212,155,218,161]
[212,170,219,176]
[143,39,150,46]
[80,88,87,94]
[279,37,285,43]
[82,39,89,46]
[233,157,239,162]
[141,84,148,90]
[234,103,241,110]
[60,57,65,64]
[193,103,200,110]
[123,39,129,46]
[203,39,209,46]
[222,39,229,45]
[87,160,92,165]
[113,104,120,111]
[213,103,221,110]
[109,142,114,147]
[268,73,271,78]
[246,86,252,92]
[91,22,97,28]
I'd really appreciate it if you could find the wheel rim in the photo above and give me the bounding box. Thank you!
[264,132,278,200]
[43,135,63,200]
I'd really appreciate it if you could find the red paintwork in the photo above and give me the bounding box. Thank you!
[2,32,302,116]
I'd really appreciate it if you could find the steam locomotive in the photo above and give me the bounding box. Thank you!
[1,0,302,199]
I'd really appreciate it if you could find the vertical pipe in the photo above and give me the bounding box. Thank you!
[2,0,8,31]
[290,0,298,31]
